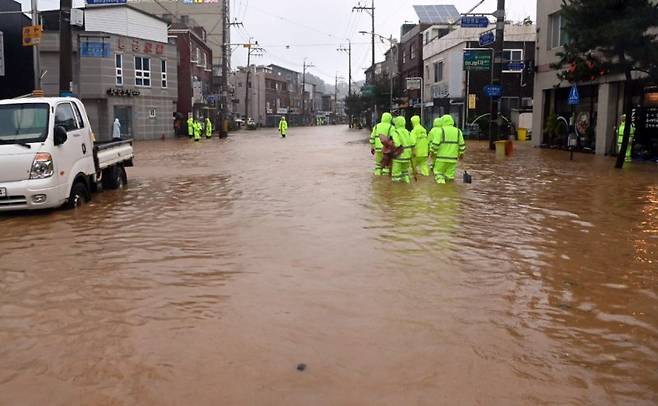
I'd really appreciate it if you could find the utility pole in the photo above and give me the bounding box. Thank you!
[353,1,375,76]
[243,39,263,120]
[353,1,376,125]
[489,0,505,150]
[337,40,352,96]
[30,0,40,91]
[302,58,314,125]
[59,0,72,95]
[334,74,344,115]
[218,0,235,138]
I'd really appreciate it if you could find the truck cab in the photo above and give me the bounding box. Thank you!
[0,97,133,211]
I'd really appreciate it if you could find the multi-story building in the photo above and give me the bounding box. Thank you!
[229,64,299,127]
[38,5,178,140]
[129,0,229,114]
[268,64,304,125]
[397,5,459,120]
[264,69,290,127]
[168,17,214,134]
[229,65,266,125]
[532,0,657,157]
[422,24,535,130]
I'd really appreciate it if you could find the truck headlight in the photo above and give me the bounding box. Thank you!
[30,152,54,179]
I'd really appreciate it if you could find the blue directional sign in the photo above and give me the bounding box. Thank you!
[505,62,525,71]
[484,84,503,99]
[479,31,495,47]
[461,16,490,28]
[568,84,580,105]
[80,42,111,58]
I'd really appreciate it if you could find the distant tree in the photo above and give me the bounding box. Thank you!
[551,0,658,168]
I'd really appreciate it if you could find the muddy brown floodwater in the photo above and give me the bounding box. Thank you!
[0,126,657,405]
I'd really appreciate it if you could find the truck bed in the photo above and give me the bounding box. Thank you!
[94,139,134,170]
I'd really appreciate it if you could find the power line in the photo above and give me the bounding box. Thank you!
[249,5,340,40]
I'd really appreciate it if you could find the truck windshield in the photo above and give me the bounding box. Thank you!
[0,103,50,144]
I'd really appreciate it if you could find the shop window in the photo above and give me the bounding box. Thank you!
[135,57,151,87]
[115,54,123,86]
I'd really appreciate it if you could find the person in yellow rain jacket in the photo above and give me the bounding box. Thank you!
[187,115,194,138]
[279,116,288,138]
[410,115,429,176]
[431,114,465,184]
[427,116,444,170]
[391,116,415,183]
[617,114,635,163]
[193,119,202,142]
[370,112,396,176]
[205,117,213,139]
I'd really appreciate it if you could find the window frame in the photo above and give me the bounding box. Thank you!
[434,61,444,82]
[549,13,568,49]
[502,49,524,73]
[161,59,167,88]
[135,56,151,87]
[115,54,123,86]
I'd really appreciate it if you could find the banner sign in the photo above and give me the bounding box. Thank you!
[80,42,111,58]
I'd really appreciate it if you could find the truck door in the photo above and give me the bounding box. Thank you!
[53,102,89,191]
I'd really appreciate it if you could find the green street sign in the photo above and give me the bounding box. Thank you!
[362,85,376,97]
[463,48,492,71]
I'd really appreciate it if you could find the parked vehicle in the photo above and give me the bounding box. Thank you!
[0,97,134,211]
[246,118,257,130]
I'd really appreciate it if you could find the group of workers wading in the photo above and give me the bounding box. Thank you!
[187,116,214,141]
[370,112,465,184]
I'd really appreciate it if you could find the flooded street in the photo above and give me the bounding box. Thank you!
[1,125,657,405]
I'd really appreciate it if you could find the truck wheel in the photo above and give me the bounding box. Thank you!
[65,181,89,209]
[102,165,125,190]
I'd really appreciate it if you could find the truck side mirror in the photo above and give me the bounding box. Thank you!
[54,125,68,146]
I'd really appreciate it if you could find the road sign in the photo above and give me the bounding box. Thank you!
[362,85,376,97]
[505,62,525,71]
[406,77,421,91]
[463,48,492,71]
[0,32,4,77]
[468,94,476,110]
[22,25,43,47]
[479,31,495,47]
[484,84,503,99]
[461,16,489,28]
[568,84,580,105]
[80,42,111,58]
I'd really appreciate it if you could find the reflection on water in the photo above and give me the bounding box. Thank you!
[1,128,656,405]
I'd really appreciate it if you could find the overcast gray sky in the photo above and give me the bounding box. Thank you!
[229,0,536,84]
[17,0,536,84]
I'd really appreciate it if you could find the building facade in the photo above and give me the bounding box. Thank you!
[423,24,535,131]
[168,20,214,134]
[40,5,178,141]
[532,0,657,157]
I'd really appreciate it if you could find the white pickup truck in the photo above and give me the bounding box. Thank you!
[0,97,134,211]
